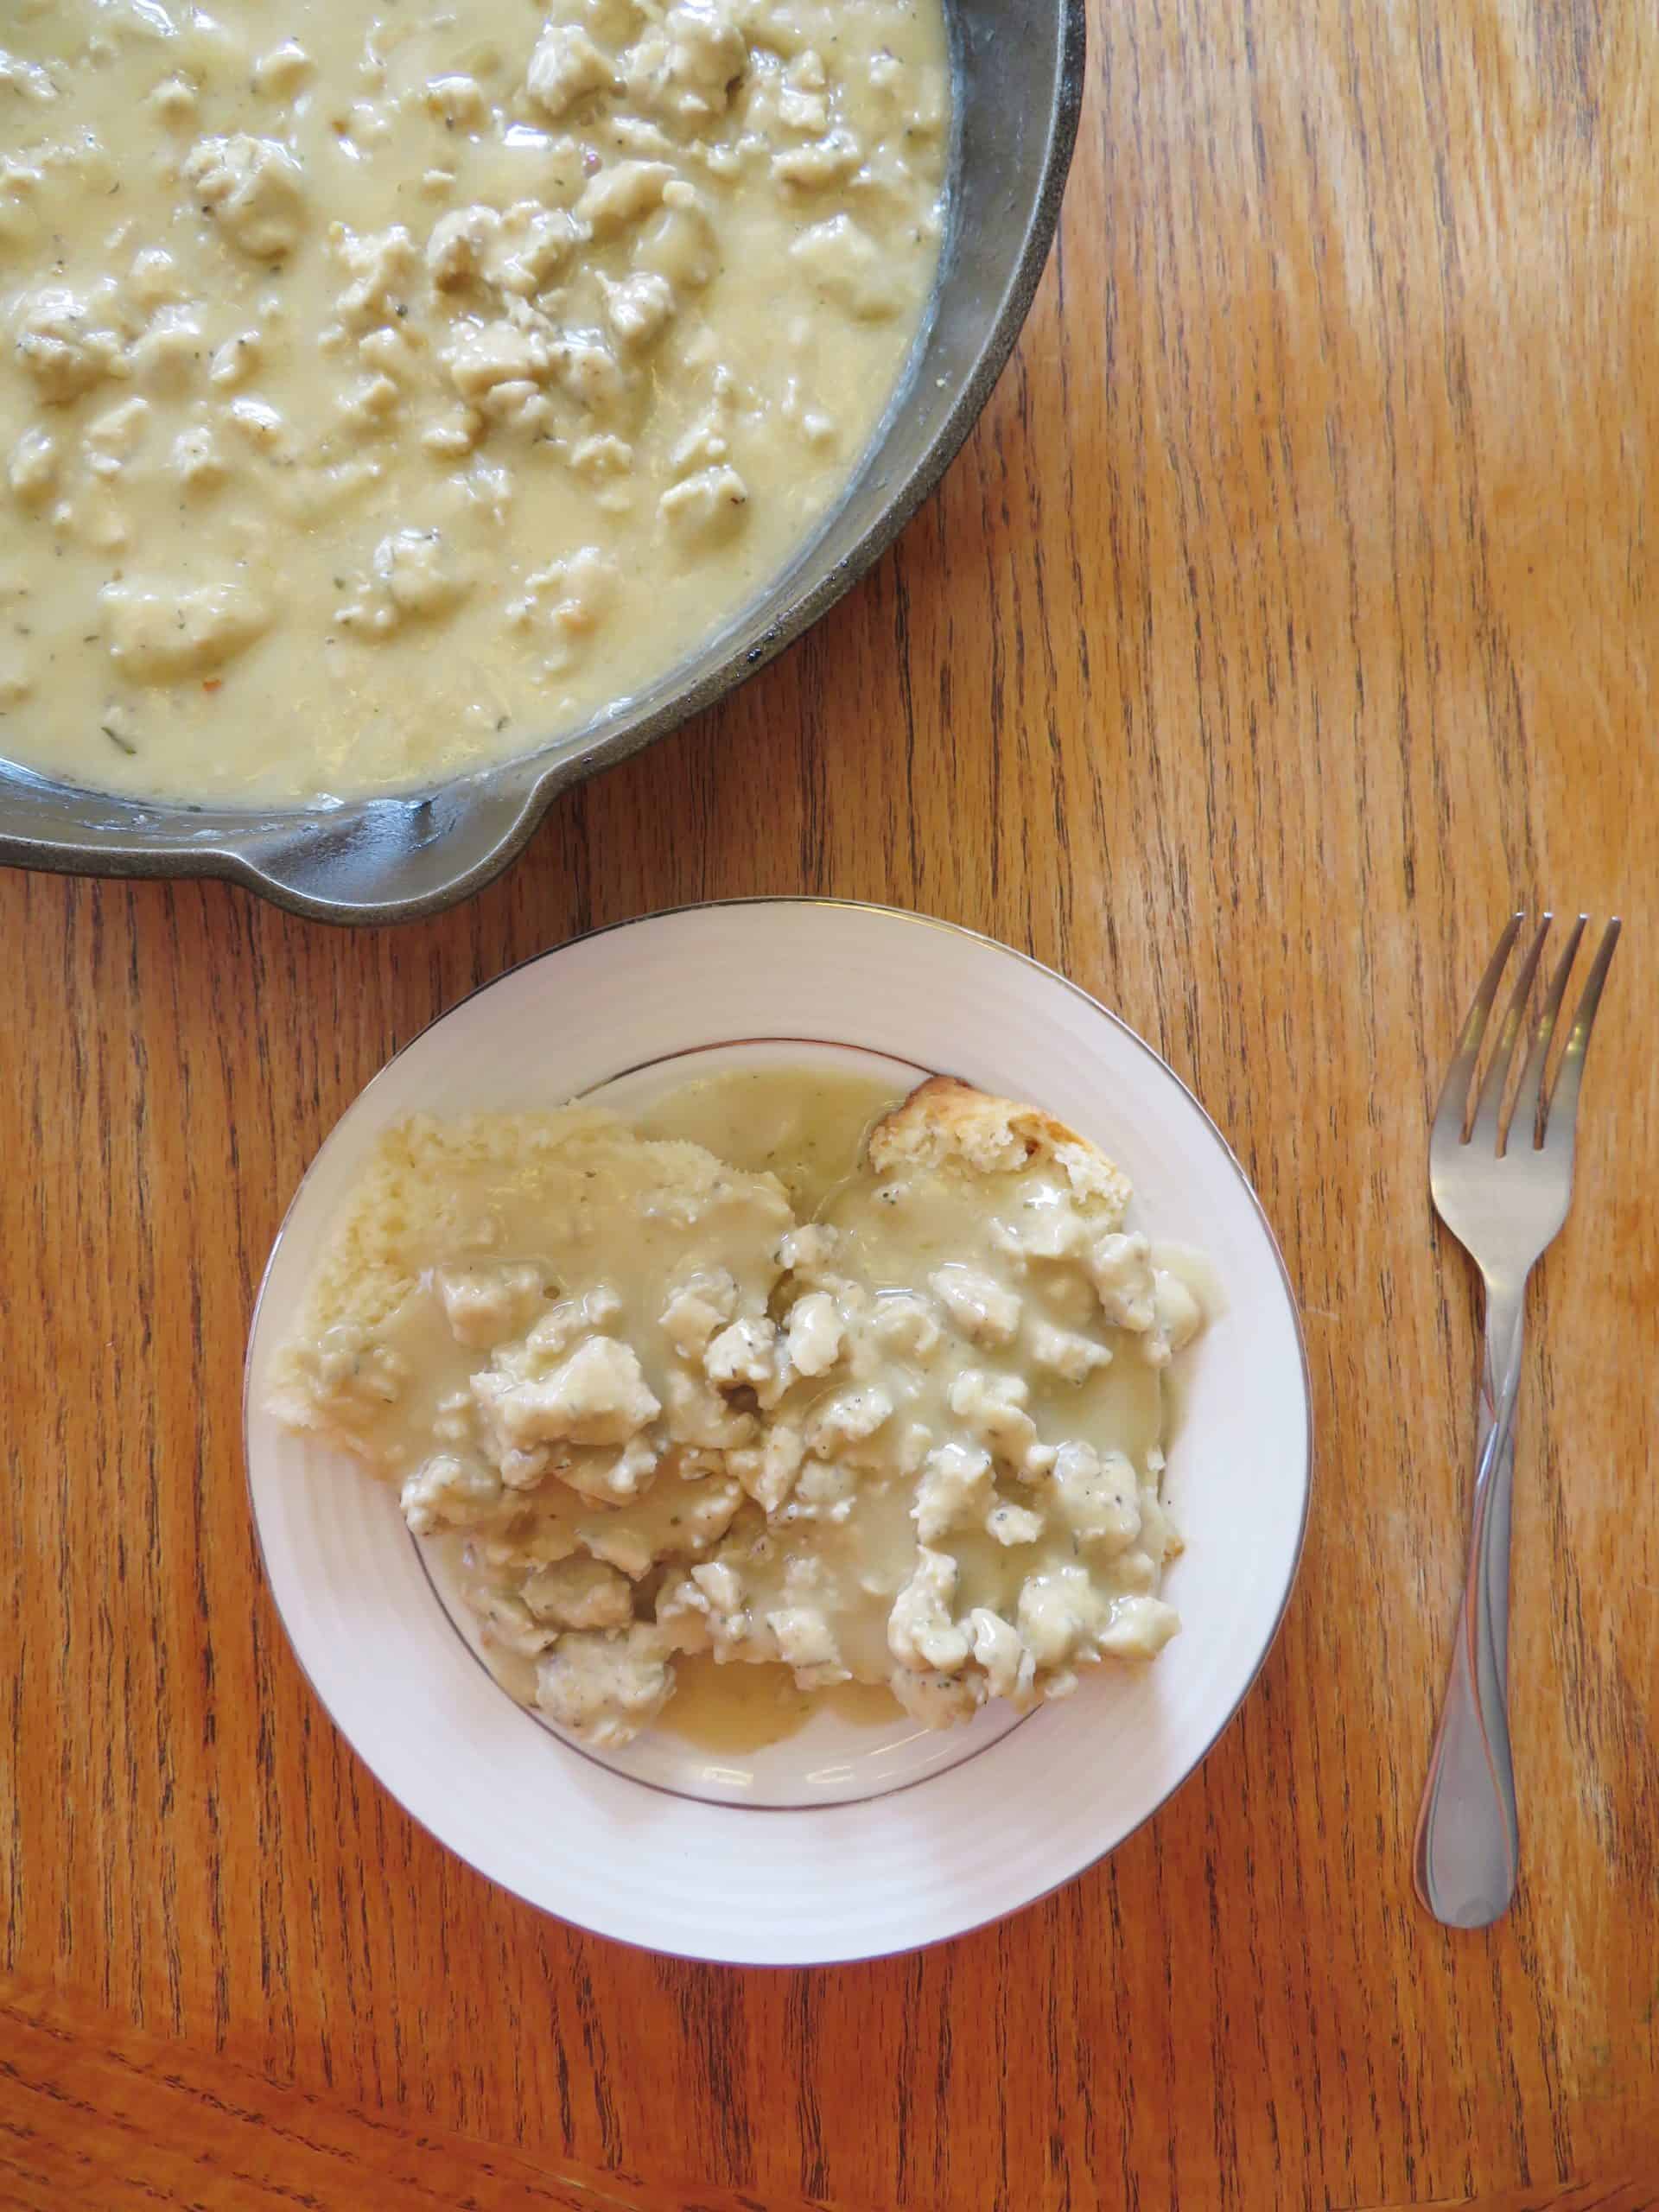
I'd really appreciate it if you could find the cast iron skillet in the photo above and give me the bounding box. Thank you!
[0,0,1085,924]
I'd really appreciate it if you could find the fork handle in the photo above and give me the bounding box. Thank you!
[1413,1276,1527,1929]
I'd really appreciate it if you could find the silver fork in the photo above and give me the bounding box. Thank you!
[1414,911,1621,1929]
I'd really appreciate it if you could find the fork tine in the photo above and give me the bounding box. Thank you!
[1541,918,1621,1151]
[1470,914,1552,1149]
[1433,913,1523,1144]
[1508,913,1587,1148]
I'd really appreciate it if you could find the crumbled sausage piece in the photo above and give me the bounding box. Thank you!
[688,1559,744,1617]
[1088,1232,1159,1330]
[551,334,627,410]
[658,463,747,543]
[622,3,747,124]
[0,49,59,103]
[13,287,124,402]
[784,1291,844,1378]
[728,1420,805,1514]
[124,305,201,395]
[9,426,59,505]
[668,416,730,474]
[521,1554,635,1630]
[663,1370,756,1448]
[149,75,199,126]
[968,1606,1033,1702]
[790,213,905,318]
[99,579,271,680]
[868,1291,940,1358]
[526,1285,624,1362]
[1097,1594,1181,1659]
[493,204,586,296]
[569,432,632,479]
[426,205,499,289]
[912,1440,992,1543]
[1049,1440,1142,1554]
[480,1591,560,1657]
[948,1369,1052,1478]
[534,1625,675,1747]
[808,1383,893,1459]
[1010,1206,1086,1262]
[575,159,672,235]
[704,1314,779,1390]
[399,1452,505,1536]
[1154,1269,1205,1352]
[506,546,619,663]
[421,405,484,459]
[1015,1564,1102,1669]
[635,187,717,289]
[499,1444,554,1491]
[1027,1319,1112,1382]
[182,135,306,259]
[777,84,829,133]
[889,1665,980,1726]
[559,1432,661,1504]
[779,1458,857,1526]
[226,395,289,451]
[767,1605,843,1677]
[776,1223,837,1277]
[478,1334,661,1449]
[84,396,150,463]
[338,528,470,634]
[986,1500,1045,1548]
[423,73,489,127]
[601,270,675,349]
[888,1547,969,1673]
[253,42,314,98]
[127,249,183,308]
[338,373,401,431]
[579,1472,742,1578]
[437,1263,546,1349]
[772,127,862,188]
[208,332,260,389]
[442,314,554,402]
[525,24,617,118]
[929,1264,1020,1346]
[330,224,419,330]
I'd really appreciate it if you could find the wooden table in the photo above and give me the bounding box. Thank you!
[4,2,1656,2205]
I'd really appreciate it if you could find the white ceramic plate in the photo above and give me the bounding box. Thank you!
[245,901,1311,1964]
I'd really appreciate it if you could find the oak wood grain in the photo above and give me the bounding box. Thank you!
[0,1982,821,2212]
[3,0,1656,2205]
[1352,2191,1659,2212]
[0,1987,1652,2212]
